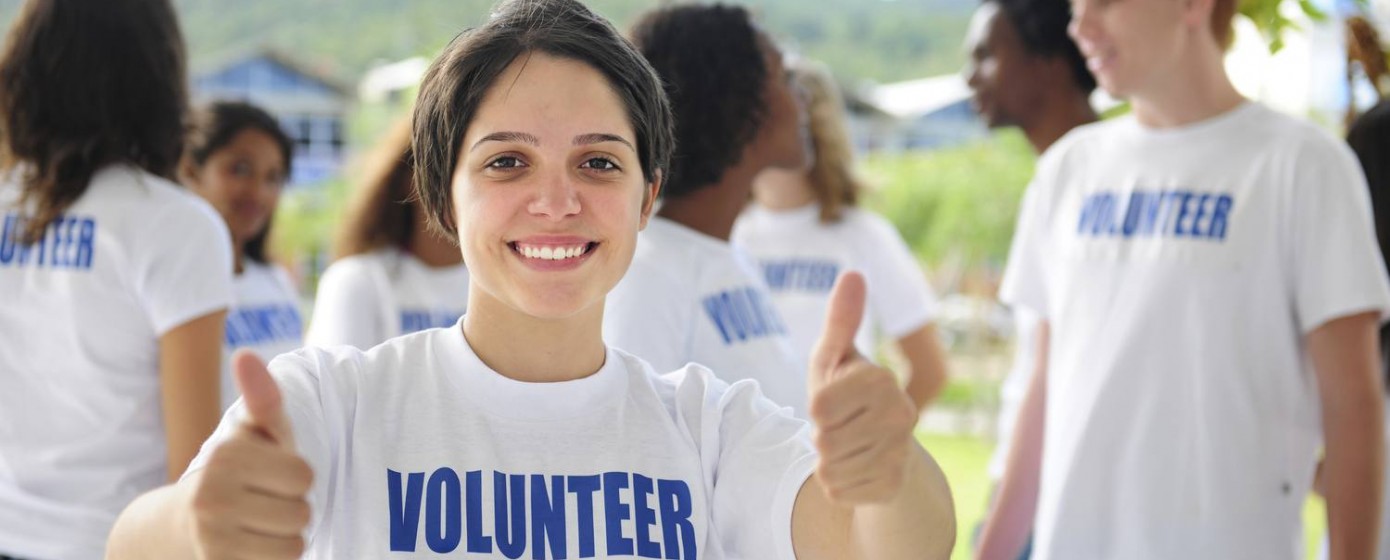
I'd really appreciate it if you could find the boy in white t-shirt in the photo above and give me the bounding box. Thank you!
[106,1,957,558]
[976,0,1390,558]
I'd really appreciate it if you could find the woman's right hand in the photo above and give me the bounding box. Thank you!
[185,351,314,559]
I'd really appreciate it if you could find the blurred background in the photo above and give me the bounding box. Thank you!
[1,0,1386,556]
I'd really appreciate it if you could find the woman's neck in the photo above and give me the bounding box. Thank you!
[752,168,816,210]
[232,244,245,275]
[461,291,607,383]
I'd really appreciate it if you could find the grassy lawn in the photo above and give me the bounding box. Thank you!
[916,432,1328,560]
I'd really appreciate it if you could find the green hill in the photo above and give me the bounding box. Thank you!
[0,0,975,86]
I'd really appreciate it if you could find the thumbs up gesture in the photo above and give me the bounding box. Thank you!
[808,271,919,504]
[186,350,314,559]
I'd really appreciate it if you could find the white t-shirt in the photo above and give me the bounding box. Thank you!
[999,102,1390,560]
[0,164,233,559]
[604,217,807,416]
[988,307,1038,481]
[306,247,469,350]
[732,204,939,373]
[223,261,303,410]
[188,321,818,559]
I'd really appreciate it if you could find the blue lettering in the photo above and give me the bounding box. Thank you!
[1210,195,1233,240]
[1121,192,1144,237]
[495,472,527,558]
[425,468,463,553]
[567,475,601,558]
[388,469,426,552]
[76,218,95,268]
[657,480,696,560]
[466,470,493,553]
[633,474,660,558]
[531,475,566,560]
[1190,194,1211,237]
[603,471,634,556]
[701,296,735,345]
[0,214,16,264]
[1174,192,1195,236]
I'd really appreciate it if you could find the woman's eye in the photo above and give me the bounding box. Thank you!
[581,157,619,171]
[231,161,252,177]
[488,156,523,169]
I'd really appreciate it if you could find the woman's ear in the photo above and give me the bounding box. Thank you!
[177,155,201,190]
[639,170,663,230]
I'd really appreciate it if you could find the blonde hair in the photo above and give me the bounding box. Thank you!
[794,61,867,224]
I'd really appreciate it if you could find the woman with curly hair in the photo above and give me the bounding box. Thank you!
[604,4,813,416]
[733,61,950,413]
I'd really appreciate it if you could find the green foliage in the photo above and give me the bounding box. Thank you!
[860,130,1037,270]
[1238,0,1332,53]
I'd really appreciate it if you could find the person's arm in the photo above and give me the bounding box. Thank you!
[896,323,949,412]
[107,352,314,560]
[1309,311,1385,560]
[975,320,1049,560]
[158,310,227,480]
[792,442,955,559]
[789,272,956,559]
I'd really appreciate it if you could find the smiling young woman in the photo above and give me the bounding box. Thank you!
[105,1,954,558]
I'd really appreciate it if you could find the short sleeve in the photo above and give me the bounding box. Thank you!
[603,261,692,373]
[999,175,1057,319]
[137,195,234,335]
[1288,136,1390,333]
[701,374,817,560]
[184,348,336,540]
[306,257,388,349]
[858,212,939,339]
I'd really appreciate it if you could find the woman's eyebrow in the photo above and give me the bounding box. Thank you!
[470,131,540,152]
[573,133,635,152]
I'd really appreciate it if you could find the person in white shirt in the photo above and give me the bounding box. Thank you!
[960,0,1096,554]
[0,1,233,558]
[734,60,950,413]
[975,0,1390,557]
[306,118,469,350]
[182,100,304,411]
[106,1,956,558]
[605,5,810,416]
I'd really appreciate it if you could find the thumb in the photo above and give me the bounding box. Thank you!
[232,349,296,449]
[810,271,867,381]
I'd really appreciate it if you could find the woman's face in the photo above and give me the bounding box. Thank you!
[185,128,287,247]
[453,52,658,320]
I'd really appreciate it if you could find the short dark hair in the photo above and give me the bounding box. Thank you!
[1348,100,1390,278]
[411,0,674,241]
[0,0,188,243]
[629,4,768,199]
[990,0,1096,94]
[185,100,294,264]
